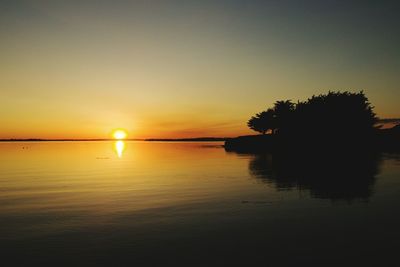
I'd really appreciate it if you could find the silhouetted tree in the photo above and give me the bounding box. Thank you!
[247,108,275,135]
[247,91,378,145]
[293,91,378,141]
[273,100,295,134]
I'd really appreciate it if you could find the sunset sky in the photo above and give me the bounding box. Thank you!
[1,1,399,139]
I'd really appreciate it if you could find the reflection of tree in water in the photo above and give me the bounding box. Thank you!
[248,151,382,201]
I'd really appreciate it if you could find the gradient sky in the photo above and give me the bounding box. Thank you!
[1,0,399,139]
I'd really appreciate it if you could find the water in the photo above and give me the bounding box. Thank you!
[0,141,399,266]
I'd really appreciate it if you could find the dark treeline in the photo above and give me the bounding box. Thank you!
[247,91,377,139]
[227,91,398,151]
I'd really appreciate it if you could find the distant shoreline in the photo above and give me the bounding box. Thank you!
[0,137,229,142]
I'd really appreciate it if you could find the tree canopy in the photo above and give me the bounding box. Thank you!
[247,109,275,135]
[247,91,378,140]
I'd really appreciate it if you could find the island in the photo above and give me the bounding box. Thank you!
[225,91,400,152]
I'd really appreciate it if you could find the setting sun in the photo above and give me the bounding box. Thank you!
[112,129,127,140]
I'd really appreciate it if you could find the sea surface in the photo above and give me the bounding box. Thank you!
[0,141,399,266]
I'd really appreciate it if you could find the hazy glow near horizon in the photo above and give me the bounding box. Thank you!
[0,1,399,139]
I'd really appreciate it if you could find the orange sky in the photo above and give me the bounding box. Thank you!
[1,1,399,139]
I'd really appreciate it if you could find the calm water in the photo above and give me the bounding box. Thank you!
[0,141,399,266]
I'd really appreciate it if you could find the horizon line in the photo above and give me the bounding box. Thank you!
[0,137,230,142]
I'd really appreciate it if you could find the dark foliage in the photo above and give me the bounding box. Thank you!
[292,91,377,138]
[247,91,378,146]
[247,108,275,135]
[273,100,295,135]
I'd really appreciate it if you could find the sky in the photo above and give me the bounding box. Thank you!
[1,0,399,139]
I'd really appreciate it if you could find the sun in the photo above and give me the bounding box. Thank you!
[112,129,127,140]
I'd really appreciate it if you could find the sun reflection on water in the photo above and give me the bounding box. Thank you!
[114,140,125,158]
